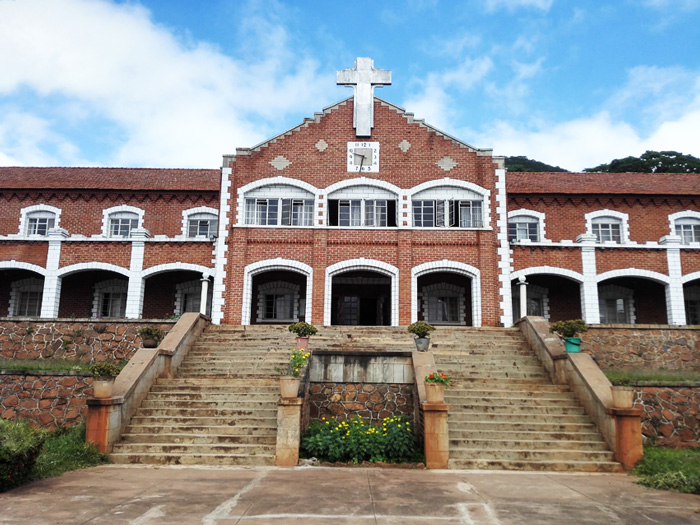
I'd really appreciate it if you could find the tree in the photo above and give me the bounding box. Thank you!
[584,150,700,173]
[505,156,568,172]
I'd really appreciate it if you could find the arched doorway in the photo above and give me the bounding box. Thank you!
[416,272,472,326]
[597,277,667,324]
[511,274,582,322]
[250,270,307,324]
[330,270,391,326]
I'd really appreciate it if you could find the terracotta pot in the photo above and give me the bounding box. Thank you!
[280,376,301,398]
[93,377,115,398]
[295,336,310,350]
[424,382,445,403]
[611,386,635,408]
[414,337,430,351]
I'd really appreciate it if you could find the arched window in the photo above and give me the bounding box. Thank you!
[10,278,43,317]
[411,185,485,228]
[185,211,218,238]
[327,185,398,227]
[103,206,144,238]
[675,217,700,244]
[244,184,314,226]
[586,210,629,244]
[19,205,61,237]
[508,210,545,242]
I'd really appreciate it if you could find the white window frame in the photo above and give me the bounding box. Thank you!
[598,284,635,324]
[410,182,489,230]
[326,182,399,228]
[182,207,219,238]
[92,278,128,318]
[585,209,629,244]
[507,209,545,243]
[238,180,317,227]
[669,211,700,245]
[9,278,44,317]
[18,204,61,238]
[256,281,300,323]
[102,205,144,238]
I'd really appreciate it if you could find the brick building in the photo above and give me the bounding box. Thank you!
[1,58,699,328]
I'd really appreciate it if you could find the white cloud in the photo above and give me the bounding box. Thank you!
[0,0,332,167]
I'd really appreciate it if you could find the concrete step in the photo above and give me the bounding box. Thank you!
[449,411,592,424]
[140,399,277,410]
[448,458,623,472]
[449,430,605,442]
[450,421,599,433]
[146,392,279,401]
[109,452,274,466]
[444,397,585,409]
[133,407,277,418]
[119,433,276,445]
[112,442,275,456]
[128,415,277,427]
[448,438,609,451]
[449,447,615,462]
[125,424,277,436]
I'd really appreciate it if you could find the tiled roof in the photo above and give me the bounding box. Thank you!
[506,172,700,195]
[0,167,220,191]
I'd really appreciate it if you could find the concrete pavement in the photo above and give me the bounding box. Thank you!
[1,465,699,524]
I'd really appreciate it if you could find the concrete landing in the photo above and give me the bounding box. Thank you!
[1,465,698,524]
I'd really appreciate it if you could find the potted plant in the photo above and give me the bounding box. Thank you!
[137,326,165,348]
[279,348,311,398]
[407,321,435,351]
[550,319,588,353]
[424,372,450,403]
[288,321,317,349]
[89,361,122,398]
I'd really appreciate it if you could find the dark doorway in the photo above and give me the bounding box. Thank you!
[331,271,391,326]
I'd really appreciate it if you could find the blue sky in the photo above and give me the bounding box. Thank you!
[1,0,699,171]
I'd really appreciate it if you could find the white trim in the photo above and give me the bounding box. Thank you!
[411,260,482,327]
[242,258,313,325]
[510,266,584,283]
[101,205,145,238]
[181,206,218,238]
[0,261,48,276]
[585,209,630,244]
[596,268,671,285]
[507,208,546,242]
[325,258,399,326]
[682,271,700,284]
[408,178,491,229]
[142,263,213,279]
[211,168,232,324]
[56,262,130,278]
[236,177,319,227]
[18,204,62,238]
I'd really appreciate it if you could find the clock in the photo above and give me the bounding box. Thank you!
[347,141,379,173]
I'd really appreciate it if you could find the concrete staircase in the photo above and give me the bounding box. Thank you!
[110,325,291,466]
[433,327,621,472]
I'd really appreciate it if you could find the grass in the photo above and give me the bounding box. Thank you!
[604,368,700,385]
[634,446,700,494]
[33,423,110,480]
[0,359,91,373]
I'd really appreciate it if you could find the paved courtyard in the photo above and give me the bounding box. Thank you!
[1,465,699,524]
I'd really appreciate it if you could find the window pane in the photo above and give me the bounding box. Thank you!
[101,292,127,317]
[593,222,621,243]
[413,201,434,227]
[27,216,55,236]
[459,201,482,228]
[17,291,42,317]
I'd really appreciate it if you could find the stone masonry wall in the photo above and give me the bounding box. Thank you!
[0,371,93,429]
[308,383,414,425]
[0,319,173,363]
[634,385,700,448]
[581,326,700,371]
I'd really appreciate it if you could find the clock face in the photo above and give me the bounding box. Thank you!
[347,141,379,172]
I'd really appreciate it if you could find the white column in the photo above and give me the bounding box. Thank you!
[199,273,211,316]
[517,276,528,319]
[661,235,686,325]
[124,228,149,319]
[577,233,600,324]
[40,228,69,318]
[210,166,231,325]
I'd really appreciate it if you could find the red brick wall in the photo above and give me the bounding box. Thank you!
[143,242,215,269]
[596,250,668,275]
[0,241,48,267]
[59,242,131,268]
[511,245,583,273]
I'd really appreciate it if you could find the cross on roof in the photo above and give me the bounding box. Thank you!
[337,57,391,137]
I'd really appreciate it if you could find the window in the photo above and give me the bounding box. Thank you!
[187,213,218,238]
[598,285,634,324]
[508,216,539,242]
[685,286,700,325]
[256,281,300,322]
[675,218,700,244]
[245,198,313,226]
[422,283,465,325]
[265,294,295,320]
[17,291,42,317]
[328,199,397,227]
[93,279,128,318]
[592,219,622,243]
[26,211,56,236]
[109,212,138,238]
[412,200,482,228]
[10,278,43,317]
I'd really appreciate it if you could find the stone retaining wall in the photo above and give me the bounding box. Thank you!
[634,385,700,448]
[0,319,173,363]
[0,371,93,428]
[582,326,700,371]
[308,383,414,424]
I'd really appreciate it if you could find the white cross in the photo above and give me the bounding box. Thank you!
[337,57,391,137]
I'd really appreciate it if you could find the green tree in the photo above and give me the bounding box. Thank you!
[504,156,568,172]
[584,150,700,173]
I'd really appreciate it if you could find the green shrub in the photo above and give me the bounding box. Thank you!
[407,321,435,338]
[550,319,588,337]
[33,423,109,479]
[288,322,318,337]
[634,446,700,494]
[0,419,46,492]
[89,361,122,378]
[302,415,421,463]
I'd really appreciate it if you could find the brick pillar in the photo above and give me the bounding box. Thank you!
[312,229,327,325]
[398,230,413,325]
[577,233,600,324]
[423,402,449,469]
[662,235,686,325]
[611,407,644,470]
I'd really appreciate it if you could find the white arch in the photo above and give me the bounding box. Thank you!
[325,177,402,196]
[19,204,62,236]
[409,178,489,197]
[238,176,319,196]
[507,208,547,242]
[0,261,47,276]
[142,263,213,279]
[325,258,399,326]
[585,209,630,244]
[57,262,130,278]
[242,258,313,325]
[511,266,584,283]
[596,269,671,285]
[412,260,482,326]
[101,205,145,237]
[682,271,700,284]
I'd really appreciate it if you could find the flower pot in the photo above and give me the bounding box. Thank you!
[611,386,635,408]
[93,377,115,398]
[414,337,430,352]
[424,382,445,403]
[280,376,301,398]
[142,338,158,348]
[563,337,581,353]
[295,336,309,350]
